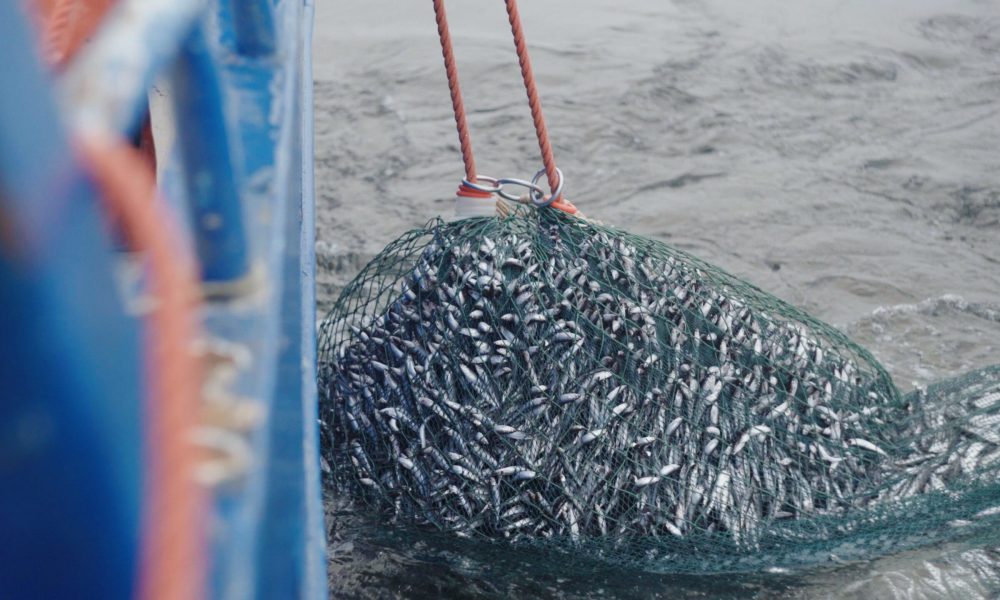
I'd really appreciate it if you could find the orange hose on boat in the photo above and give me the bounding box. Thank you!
[26,2,207,598]
[80,137,206,600]
[30,0,116,69]
[29,0,159,176]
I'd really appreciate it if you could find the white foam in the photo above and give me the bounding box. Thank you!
[863,294,1000,324]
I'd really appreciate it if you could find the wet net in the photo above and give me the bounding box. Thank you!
[318,206,1000,573]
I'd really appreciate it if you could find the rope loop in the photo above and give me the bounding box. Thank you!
[529,167,564,207]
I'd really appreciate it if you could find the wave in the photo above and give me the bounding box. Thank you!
[858,294,1000,326]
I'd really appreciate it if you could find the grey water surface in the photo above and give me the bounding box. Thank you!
[314,0,1000,597]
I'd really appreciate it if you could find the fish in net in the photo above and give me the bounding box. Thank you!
[318,207,1000,573]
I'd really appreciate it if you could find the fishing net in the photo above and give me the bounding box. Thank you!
[317,206,1000,573]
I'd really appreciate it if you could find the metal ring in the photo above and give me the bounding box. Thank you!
[461,175,502,194]
[495,176,547,202]
[529,167,564,207]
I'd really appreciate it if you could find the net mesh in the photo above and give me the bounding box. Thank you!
[318,207,1000,573]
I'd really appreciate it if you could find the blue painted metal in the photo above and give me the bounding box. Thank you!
[0,3,142,598]
[171,23,252,286]
[226,0,278,57]
[257,1,327,596]
[0,0,325,597]
[185,0,326,596]
[299,3,327,592]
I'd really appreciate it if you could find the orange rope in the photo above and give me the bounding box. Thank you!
[431,0,576,212]
[432,0,470,176]
[30,0,116,69]
[80,137,206,600]
[432,0,480,197]
[503,0,557,195]
[42,0,76,67]
[503,0,576,214]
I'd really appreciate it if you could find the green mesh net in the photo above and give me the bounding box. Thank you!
[317,207,1000,573]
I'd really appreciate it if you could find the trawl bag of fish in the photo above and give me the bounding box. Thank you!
[318,207,1000,573]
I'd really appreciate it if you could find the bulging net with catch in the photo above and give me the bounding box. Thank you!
[318,207,1000,573]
